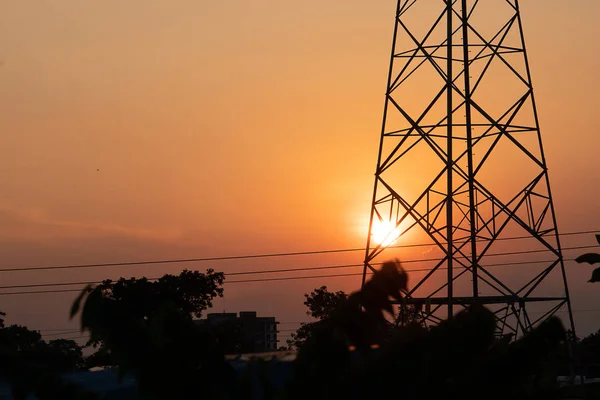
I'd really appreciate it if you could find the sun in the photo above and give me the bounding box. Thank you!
[371,220,402,247]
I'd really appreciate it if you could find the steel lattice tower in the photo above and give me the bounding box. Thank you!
[362,0,575,337]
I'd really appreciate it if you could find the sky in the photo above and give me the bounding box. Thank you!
[0,0,599,342]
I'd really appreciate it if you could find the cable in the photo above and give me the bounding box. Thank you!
[0,244,594,293]
[0,256,586,296]
[38,328,80,332]
[0,229,595,274]
[60,335,88,341]
[0,273,367,296]
[0,250,593,294]
[42,330,81,338]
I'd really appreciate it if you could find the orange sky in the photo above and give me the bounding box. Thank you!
[0,0,599,340]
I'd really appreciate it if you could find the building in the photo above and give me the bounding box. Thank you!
[196,311,279,353]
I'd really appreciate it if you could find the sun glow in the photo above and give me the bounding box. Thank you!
[371,220,402,247]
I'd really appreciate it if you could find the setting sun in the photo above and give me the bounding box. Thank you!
[371,220,402,247]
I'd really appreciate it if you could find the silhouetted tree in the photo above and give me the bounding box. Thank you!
[46,338,84,372]
[66,261,572,399]
[283,260,567,400]
[0,323,47,398]
[80,268,225,363]
[576,329,600,379]
[83,343,114,369]
[290,283,428,349]
[0,314,88,399]
[71,269,236,400]
[304,286,348,319]
[93,268,224,319]
[287,286,347,349]
[394,303,424,326]
[287,323,315,350]
[0,324,44,352]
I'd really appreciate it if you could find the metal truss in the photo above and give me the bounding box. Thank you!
[363,0,575,337]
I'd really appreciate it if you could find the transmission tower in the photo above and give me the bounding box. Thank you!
[362,0,575,337]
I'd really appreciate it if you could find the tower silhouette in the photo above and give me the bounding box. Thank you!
[362,0,575,336]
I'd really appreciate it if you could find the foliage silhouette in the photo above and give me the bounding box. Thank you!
[578,330,600,376]
[575,234,600,282]
[74,268,225,367]
[47,338,85,371]
[394,303,423,326]
[72,268,224,321]
[283,260,567,400]
[71,269,237,399]
[288,263,412,350]
[83,342,114,369]
[286,323,315,350]
[0,313,89,399]
[287,286,347,349]
[66,261,570,399]
[304,286,348,320]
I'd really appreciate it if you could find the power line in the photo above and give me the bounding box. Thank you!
[60,335,88,341]
[42,330,80,338]
[38,328,80,332]
[0,255,592,297]
[0,229,596,274]
[0,274,367,296]
[0,244,594,293]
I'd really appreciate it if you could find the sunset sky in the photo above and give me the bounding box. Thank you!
[0,0,599,341]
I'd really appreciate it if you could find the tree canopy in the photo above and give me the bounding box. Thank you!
[284,261,568,400]
[70,269,234,400]
[0,312,86,399]
[93,268,224,319]
[303,286,347,320]
[78,268,225,368]
[287,286,347,349]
